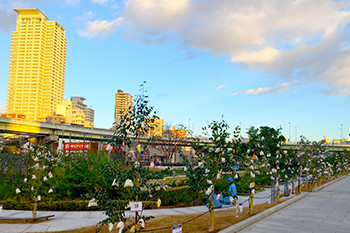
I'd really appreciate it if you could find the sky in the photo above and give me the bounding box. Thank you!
[0,0,349,141]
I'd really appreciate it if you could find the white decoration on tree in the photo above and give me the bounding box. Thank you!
[116,221,124,233]
[138,219,145,228]
[124,179,133,187]
[112,179,118,187]
[250,172,255,178]
[205,185,213,195]
[108,222,114,232]
[88,198,97,207]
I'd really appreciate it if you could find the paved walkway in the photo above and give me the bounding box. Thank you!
[0,182,294,232]
[232,175,350,233]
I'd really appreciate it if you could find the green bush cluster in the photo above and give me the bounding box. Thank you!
[1,195,202,211]
[1,199,99,211]
[154,188,207,207]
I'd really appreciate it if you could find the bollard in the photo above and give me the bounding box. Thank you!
[209,200,215,232]
[173,171,176,183]
[32,197,38,218]
[248,188,254,214]
[135,211,138,227]
[277,186,280,202]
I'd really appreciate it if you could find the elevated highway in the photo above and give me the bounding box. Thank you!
[0,117,196,147]
[1,117,349,152]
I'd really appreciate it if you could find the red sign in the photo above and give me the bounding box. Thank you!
[64,143,124,152]
[64,143,91,151]
[102,144,124,152]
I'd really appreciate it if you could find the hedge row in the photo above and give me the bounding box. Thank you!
[0,186,206,211]
[0,199,179,211]
[1,200,99,211]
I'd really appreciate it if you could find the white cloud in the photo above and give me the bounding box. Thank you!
[216,85,225,90]
[232,82,295,96]
[65,0,80,5]
[76,11,93,22]
[114,0,350,89]
[0,105,6,113]
[111,3,120,9]
[321,89,350,96]
[0,0,74,32]
[231,47,280,63]
[0,7,16,33]
[91,0,108,5]
[124,0,190,30]
[78,17,124,38]
[0,0,44,32]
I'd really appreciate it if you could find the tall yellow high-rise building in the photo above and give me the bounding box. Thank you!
[115,90,133,123]
[6,8,67,122]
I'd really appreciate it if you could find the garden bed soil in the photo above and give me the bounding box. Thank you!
[54,200,286,233]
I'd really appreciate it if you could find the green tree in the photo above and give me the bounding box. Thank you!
[94,82,161,232]
[183,119,239,232]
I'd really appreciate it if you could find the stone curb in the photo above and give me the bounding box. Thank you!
[313,175,347,192]
[219,175,347,233]
[218,193,307,233]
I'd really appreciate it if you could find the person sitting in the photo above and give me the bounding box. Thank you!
[223,177,237,205]
[208,186,223,208]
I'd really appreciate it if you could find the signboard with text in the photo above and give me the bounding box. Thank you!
[64,142,90,151]
[130,201,143,212]
[172,224,182,233]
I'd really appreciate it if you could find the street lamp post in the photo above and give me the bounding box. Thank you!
[289,122,291,142]
[340,124,343,139]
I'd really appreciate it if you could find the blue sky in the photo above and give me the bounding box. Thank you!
[0,0,349,141]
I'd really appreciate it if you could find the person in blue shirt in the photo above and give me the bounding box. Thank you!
[223,177,237,204]
[208,186,223,208]
[228,177,237,197]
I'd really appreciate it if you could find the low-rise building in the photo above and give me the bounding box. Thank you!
[52,97,94,127]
